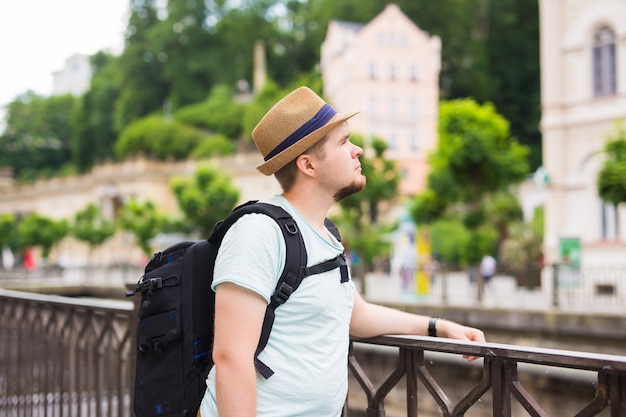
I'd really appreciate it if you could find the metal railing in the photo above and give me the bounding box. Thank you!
[347,336,626,416]
[0,289,135,417]
[1,288,625,417]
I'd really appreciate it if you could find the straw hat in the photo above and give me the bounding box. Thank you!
[252,86,360,175]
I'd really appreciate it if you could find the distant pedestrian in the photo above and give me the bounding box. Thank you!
[480,255,496,285]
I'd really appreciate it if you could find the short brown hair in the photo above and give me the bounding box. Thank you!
[274,135,328,192]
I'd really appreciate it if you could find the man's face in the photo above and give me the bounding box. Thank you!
[315,123,366,201]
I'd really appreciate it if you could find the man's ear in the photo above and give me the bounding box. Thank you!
[295,153,316,177]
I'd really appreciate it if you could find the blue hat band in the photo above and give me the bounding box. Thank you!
[264,104,337,162]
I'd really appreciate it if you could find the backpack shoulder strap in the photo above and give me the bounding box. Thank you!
[209,201,307,379]
[211,201,348,379]
[324,217,342,242]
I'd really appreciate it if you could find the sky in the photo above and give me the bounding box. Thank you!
[0,0,130,107]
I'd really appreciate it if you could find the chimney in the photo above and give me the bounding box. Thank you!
[253,40,267,94]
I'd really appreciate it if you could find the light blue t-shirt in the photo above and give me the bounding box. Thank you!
[200,196,355,417]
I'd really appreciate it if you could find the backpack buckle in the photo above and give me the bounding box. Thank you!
[272,282,294,306]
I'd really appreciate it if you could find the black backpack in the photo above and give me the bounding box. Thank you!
[126,201,347,417]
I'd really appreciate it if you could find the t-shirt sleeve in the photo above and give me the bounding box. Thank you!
[212,213,285,304]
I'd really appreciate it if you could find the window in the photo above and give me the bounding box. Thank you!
[410,132,419,151]
[390,63,397,81]
[409,65,419,82]
[369,62,377,80]
[593,26,616,97]
[601,201,618,240]
[368,95,378,115]
[409,97,419,117]
[388,132,398,150]
[389,96,397,116]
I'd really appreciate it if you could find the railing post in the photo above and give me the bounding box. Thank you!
[441,268,448,304]
[552,264,559,308]
[491,359,512,417]
[127,282,141,417]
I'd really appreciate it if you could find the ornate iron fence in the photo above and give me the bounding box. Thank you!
[347,336,626,416]
[1,288,625,417]
[0,289,135,417]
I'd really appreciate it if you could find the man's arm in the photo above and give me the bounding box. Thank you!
[349,291,485,358]
[212,282,267,417]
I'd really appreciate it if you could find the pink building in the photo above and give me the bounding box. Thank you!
[321,4,441,195]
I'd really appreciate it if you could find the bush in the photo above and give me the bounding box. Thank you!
[115,115,208,161]
[175,84,245,138]
[192,133,237,158]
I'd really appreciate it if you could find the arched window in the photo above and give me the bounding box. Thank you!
[593,26,616,97]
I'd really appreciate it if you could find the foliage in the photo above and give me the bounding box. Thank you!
[118,198,166,256]
[241,80,284,141]
[72,52,121,172]
[597,121,626,207]
[115,115,209,161]
[429,219,471,267]
[72,203,116,249]
[114,0,169,131]
[413,99,529,222]
[0,93,77,180]
[482,190,524,257]
[17,213,69,259]
[412,98,528,266]
[429,218,498,267]
[2,0,542,179]
[0,213,18,251]
[434,99,529,201]
[170,166,240,237]
[175,84,246,138]
[192,133,237,158]
[501,205,544,273]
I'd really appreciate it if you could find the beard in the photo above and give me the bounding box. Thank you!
[333,175,366,201]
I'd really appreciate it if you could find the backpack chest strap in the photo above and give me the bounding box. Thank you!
[302,254,349,283]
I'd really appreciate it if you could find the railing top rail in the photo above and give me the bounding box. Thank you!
[353,335,626,373]
[0,288,133,313]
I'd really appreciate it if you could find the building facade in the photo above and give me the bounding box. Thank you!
[539,0,626,265]
[52,53,92,97]
[321,4,441,195]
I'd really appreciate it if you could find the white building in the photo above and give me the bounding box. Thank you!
[539,0,626,266]
[321,4,441,196]
[52,53,92,97]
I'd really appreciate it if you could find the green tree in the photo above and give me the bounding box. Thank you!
[118,198,165,256]
[412,99,529,267]
[597,122,626,208]
[72,52,121,172]
[157,0,215,109]
[17,213,69,260]
[114,0,168,131]
[0,93,77,180]
[484,0,542,169]
[482,190,524,259]
[501,206,544,287]
[72,203,116,260]
[0,213,18,253]
[171,166,240,237]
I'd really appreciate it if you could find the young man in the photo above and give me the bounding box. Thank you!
[199,86,485,417]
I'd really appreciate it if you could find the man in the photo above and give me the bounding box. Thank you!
[199,86,485,417]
